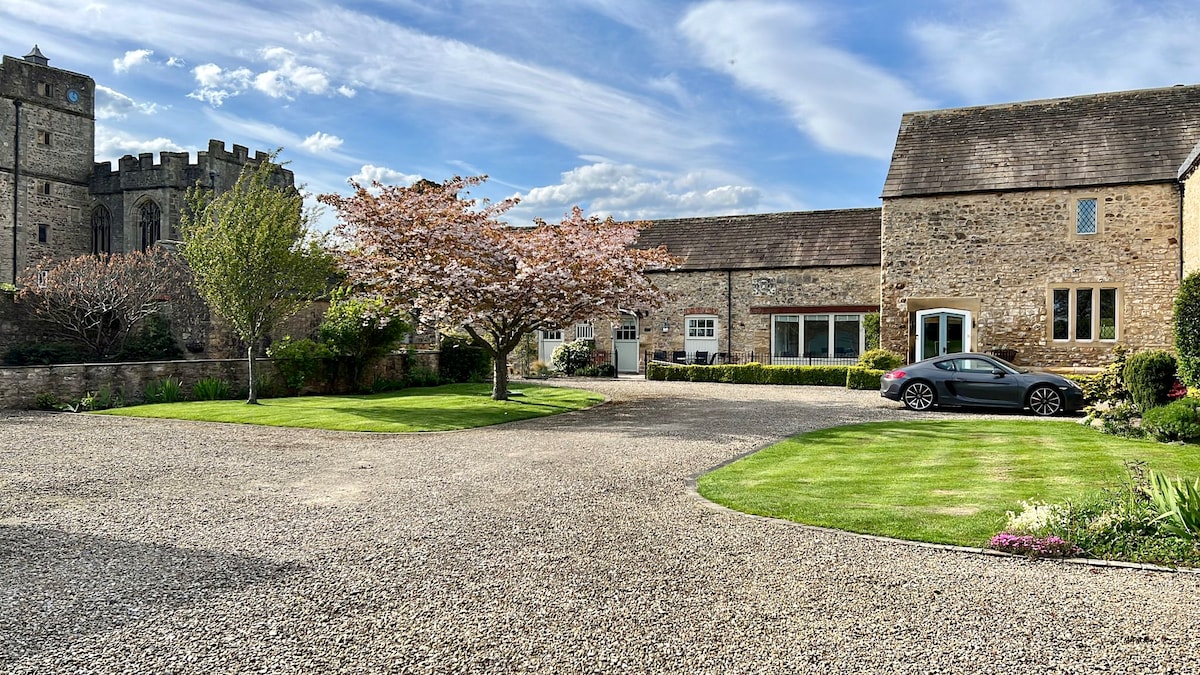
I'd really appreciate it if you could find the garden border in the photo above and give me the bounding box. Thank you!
[686,441,1200,575]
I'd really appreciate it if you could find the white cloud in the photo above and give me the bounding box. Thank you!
[508,162,762,222]
[297,30,327,44]
[253,46,330,98]
[188,63,254,106]
[911,0,1200,103]
[165,56,185,68]
[301,131,344,153]
[112,48,153,73]
[349,164,423,187]
[337,85,357,98]
[94,126,183,163]
[94,84,159,119]
[679,0,929,159]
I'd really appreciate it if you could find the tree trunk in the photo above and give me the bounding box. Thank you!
[246,344,259,405]
[492,347,510,401]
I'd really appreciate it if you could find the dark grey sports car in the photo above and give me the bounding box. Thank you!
[880,352,1085,416]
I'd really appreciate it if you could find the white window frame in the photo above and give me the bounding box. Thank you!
[771,313,866,363]
[574,322,594,341]
[686,316,716,338]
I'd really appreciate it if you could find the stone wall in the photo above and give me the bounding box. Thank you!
[581,265,879,365]
[881,184,1182,367]
[1183,169,1200,275]
[0,350,439,410]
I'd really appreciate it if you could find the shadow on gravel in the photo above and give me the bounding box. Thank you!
[0,525,295,664]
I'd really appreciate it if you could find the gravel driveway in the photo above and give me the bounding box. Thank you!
[2,380,1198,674]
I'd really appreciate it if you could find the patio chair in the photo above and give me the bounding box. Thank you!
[672,350,688,364]
[693,351,709,365]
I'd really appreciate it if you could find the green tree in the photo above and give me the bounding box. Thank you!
[180,155,333,404]
[1175,271,1200,389]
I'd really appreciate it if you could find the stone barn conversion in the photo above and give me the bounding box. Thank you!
[880,84,1200,368]
[541,208,881,372]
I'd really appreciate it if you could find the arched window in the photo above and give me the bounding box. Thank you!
[139,200,161,251]
[90,206,111,255]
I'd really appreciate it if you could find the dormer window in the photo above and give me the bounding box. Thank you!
[1075,198,1098,235]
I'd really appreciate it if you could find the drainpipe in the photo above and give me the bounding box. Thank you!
[11,99,20,285]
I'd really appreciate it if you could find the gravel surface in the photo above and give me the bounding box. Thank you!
[2,379,1198,674]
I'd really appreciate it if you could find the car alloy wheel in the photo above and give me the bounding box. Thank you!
[902,381,935,411]
[1028,385,1063,417]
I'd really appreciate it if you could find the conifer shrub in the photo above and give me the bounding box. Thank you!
[1124,350,1177,412]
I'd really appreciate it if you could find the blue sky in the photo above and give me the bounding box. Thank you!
[5,0,1200,227]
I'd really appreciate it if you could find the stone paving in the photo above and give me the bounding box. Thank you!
[1,380,1197,673]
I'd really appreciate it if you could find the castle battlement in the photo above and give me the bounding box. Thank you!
[90,139,292,195]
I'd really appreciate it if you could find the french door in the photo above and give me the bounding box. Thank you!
[916,309,971,361]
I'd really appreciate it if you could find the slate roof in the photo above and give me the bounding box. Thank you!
[634,208,880,271]
[882,84,1200,198]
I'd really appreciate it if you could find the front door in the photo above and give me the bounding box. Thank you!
[613,315,639,373]
[538,329,563,364]
[684,315,718,363]
[916,309,971,361]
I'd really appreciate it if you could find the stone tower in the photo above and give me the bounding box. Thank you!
[0,45,95,284]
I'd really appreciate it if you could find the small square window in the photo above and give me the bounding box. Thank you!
[36,130,51,146]
[1076,198,1097,235]
[38,82,52,97]
[37,224,48,244]
[38,181,51,196]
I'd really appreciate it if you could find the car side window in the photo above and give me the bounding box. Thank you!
[958,358,995,373]
[934,360,955,371]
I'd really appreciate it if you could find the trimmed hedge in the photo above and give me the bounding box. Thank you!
[646,362,885,389]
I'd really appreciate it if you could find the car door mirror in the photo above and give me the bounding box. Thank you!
[991,368,1005,377]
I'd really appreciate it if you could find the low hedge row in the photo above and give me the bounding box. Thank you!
[646,362,886,390]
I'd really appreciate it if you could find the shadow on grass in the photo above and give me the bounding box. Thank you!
[0,525,294,664]
[328,396,581,430]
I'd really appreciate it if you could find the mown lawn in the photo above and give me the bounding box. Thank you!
[698,420,1200,547]
[96,383,605,432]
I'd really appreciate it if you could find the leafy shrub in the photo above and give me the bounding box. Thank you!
[1086,402,1146,439]
[118,314,181,361]
[1124,350,1177,412]
[143,378,184,404]
[192,377,232,401]
[1141,398,1200,443]
[78,387,124,411]
[863,313,880,351]
[3,341,87,366]
[33,392,59,410]
[846,367,885,390]
[1087,344,1131,407]
[857,348,902,372]
[317,288,409,389]
[1174,270,1200,389]
[647,362,858,387]
[551,340,595,376]
[1065,373,1104,404]
[267,336,333,394]
[439,334,492,383]
[576,363,616,378]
